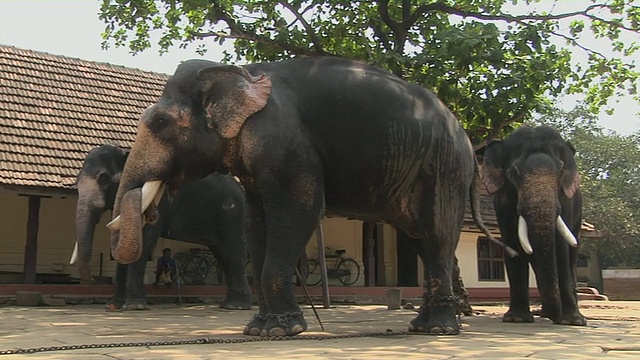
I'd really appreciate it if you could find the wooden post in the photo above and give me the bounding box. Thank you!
[363,221,376,286]
[23,195,42,284]
[315,222,331,308]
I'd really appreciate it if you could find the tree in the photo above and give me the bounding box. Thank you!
[534,108,640,268]
[99,0,640,146]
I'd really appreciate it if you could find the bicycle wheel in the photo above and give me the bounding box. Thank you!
[336,258,360,286]
[180,257,207,285]
[305,259,321,286]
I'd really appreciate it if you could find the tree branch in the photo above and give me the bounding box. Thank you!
[370,21,393,52]
[551,31,608,59]
[278,1,324,54]
[201,3,330,57]
[378,0,402,41]
[192,30,329,57]
[409,3,638,35]
[473,112,526,151]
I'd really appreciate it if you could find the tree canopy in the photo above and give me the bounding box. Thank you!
[100,0,639,146]
[534,108,640,268]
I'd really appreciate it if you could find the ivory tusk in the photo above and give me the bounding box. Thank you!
[153,182,165,206]
[557,216,579,247]
[107,180,164,231]
[518,216,534,254]
[141,180,163,215]
[106,216,120,230]
[69,241,78,265]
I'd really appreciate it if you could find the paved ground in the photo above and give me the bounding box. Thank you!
[1,300,639,359]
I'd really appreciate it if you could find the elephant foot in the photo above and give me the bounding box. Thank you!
[503,308,534,323]
[219,290,253,310]
[243,314,266,336]
[106,298,125,310]
[408,302,459,335]
[556,312,587,326]
[219,300,252,310]
[121,300,149,311]
[243,311,307,337]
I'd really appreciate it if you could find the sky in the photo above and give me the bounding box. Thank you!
[1,0,639,135]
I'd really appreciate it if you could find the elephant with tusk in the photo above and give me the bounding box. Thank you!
[108,57,496,337]
[481,125,586,326]
[72,144,252,310]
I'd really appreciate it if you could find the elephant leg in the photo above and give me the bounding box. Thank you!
[408,234,471,317]
[503,253,534,323]
[245,177,323,337]
[557,242,586,326]
[209,239,252,310]
[243,194,269,335]
[122,226,160,310]
[108,263,128,309]
[452,256,473,316]
[409,230,460,335]
[409,180,464,335]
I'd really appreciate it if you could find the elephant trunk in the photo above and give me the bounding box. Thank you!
[110,186,144,264]
[530,224,562,322]
[73,194,103,284]
[109,124,171,264]
[518,173,562,322]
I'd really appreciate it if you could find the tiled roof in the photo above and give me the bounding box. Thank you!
[0,45,168,191]
[464,179,498,229]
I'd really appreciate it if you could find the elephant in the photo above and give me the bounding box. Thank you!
[481,125,586,326]
[71,144,252,310]
[107,57,495,336]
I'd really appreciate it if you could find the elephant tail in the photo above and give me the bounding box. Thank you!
[470,157,519,258]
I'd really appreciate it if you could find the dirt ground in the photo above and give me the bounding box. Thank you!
[1,300,639,359]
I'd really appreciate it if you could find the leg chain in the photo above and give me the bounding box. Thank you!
[267,311,303,327]
[424,294,458,307]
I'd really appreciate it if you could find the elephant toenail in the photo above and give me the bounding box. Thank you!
[268,327,286,337]
[244,326,261,336]
[290,324,304,335]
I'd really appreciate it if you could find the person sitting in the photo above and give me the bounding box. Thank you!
[155,248,176,286]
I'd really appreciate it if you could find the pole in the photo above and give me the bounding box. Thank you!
[316,222,330,308]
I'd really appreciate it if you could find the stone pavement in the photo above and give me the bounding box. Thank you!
[0,300,639,359]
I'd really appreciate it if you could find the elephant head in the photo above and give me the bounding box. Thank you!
[108,59,271,264]
[481,125,580,322]
[71,145,128,283]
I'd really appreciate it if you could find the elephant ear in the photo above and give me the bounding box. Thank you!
[480,140,505,194]
[561,141,580,198]
[197,65,272,139]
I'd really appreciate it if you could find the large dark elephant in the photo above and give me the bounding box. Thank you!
[72,144,252,310]
[107,57,489,336]
[481,125,586,326]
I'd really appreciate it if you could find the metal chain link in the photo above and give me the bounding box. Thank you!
[0,330,432,355]
[3,316,636,355]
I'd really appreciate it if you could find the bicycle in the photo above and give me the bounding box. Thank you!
[306,248,361,286]
[174,248,223,285]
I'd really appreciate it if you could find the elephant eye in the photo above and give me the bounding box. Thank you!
[97,172,111,187]
[149,114,172,132]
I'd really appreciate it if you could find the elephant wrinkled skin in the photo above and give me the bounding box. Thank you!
[481,125,586,326]
[110,57,489,336]
[73,145,252,310]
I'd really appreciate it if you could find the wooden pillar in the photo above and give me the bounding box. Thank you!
[396,230,418,286]
[23,195,42,284]
[363,221,376,286]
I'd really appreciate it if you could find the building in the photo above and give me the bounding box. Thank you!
[0,45,600,301]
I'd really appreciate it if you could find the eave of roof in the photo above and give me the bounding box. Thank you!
[0,45,168,192]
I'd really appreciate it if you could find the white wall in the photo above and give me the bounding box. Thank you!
[456,232,537,289]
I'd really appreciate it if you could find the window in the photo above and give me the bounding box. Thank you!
[477,237,505,281]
